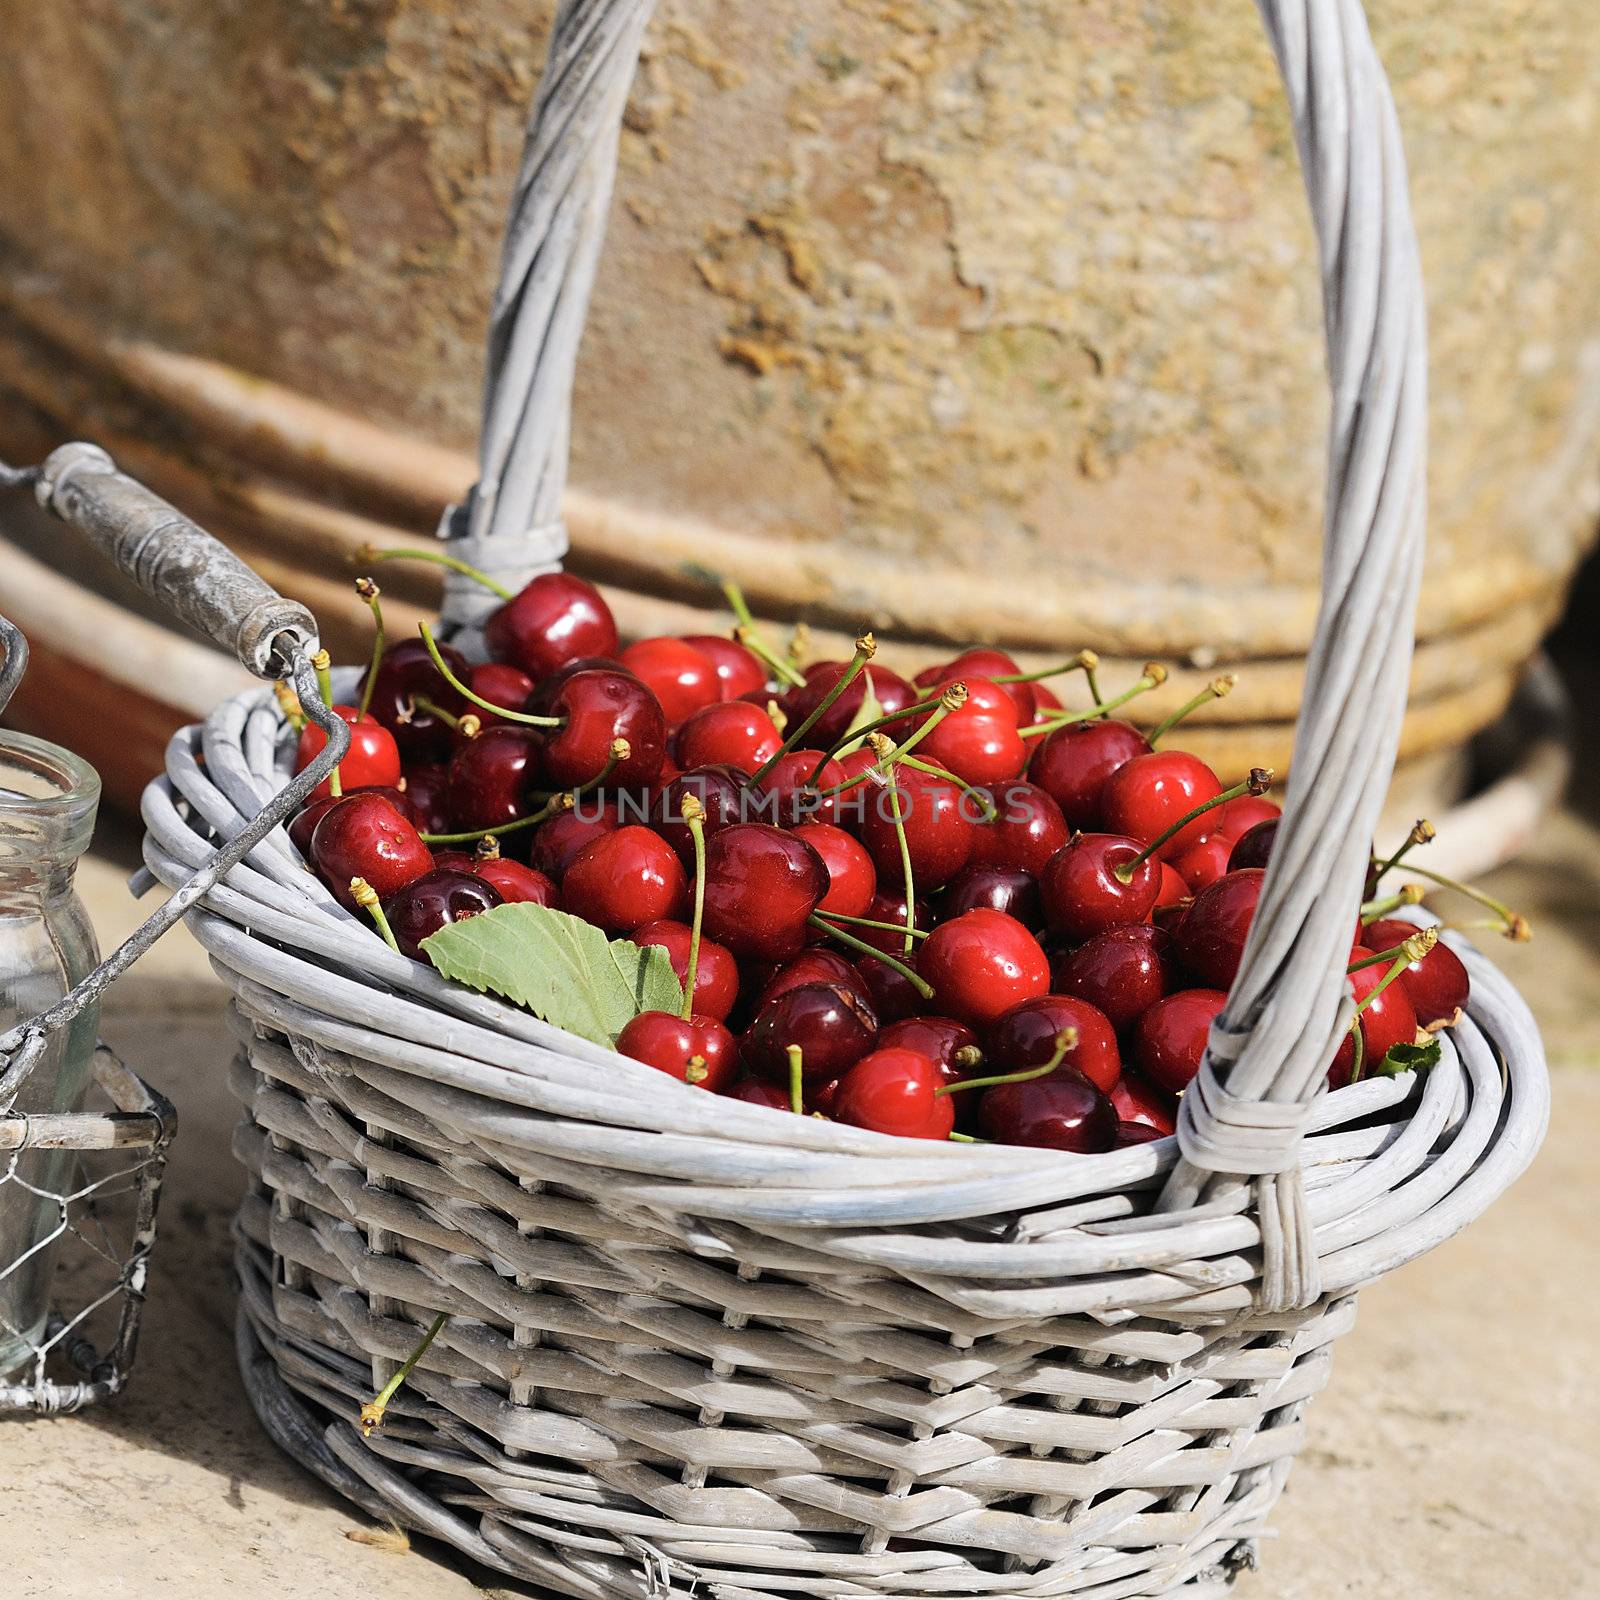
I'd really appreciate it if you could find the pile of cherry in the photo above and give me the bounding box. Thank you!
[282,562,1496,1151]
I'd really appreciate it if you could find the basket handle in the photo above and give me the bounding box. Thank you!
[458,0,1428,1303]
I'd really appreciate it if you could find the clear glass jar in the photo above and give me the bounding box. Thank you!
[0,730,100,1378]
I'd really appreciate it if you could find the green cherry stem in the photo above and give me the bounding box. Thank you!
[1370,818,1436,884]
[350,878,400,952]
[812,911,931,941]
[407,694,480,737]
[947,1130,989,1143]
[748,632,875,786]
[312,648,343,798]
[1346,951,1417,1085]
[419,625,563,726]
[1021,664,1168,739]
[1147,673,1236,746]
[1400,864,1531,941]
[787,1044,805,1115]
[359,1310,448,1436]
[898,755,999,821]
[722,580,806,688]
[356,542,513,600]
[879,756,919,956]
[814,684,968,799]
[417,739,628,844]
[806,914,934,999]
[1112,767,1274,883]
[804,689,951,782]
[1360,883,1425,924]
[1348,927,1437,974]
[355,576,386,719]
[993,649,1100,688]
[934,1027,1079,1096]
[681,796,707,1021]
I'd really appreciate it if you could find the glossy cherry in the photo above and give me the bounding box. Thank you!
[1174,868,1264,988]
[754,948,874,1011]
[360,636,470,762]
[1052,924,1174,1033]
[1156,863,1190,910]
[936,865,1043,932]
[472,856,560,907]
[783,661,919,749]
[631,918,740,1022]
[445,726,543,832]
[978,1067,1116,1153]
[724,1074,793,1109]
[1110,1069,1178,1136]
[289,785,419,859]
[1099,750,1223,860]
[984,994,1120,1093]
[649,766,748,864]
[1363,917,1470,1028]
[876,1016,981,1087]
[919,908,1049,1028]
[295,707,402,802]
[1171,833,1234,894]
[528,800,622,879]
[525,655,638,716]
[1115,1120,1167,1147]
[616,1012,737,1091]
[465,662,537,731]
[682,635,768,701]
[1132,987,1228,1094]
[399,764,452,835]
[561,825,688,933]
[852,952,925,1025]
[1028,719,1149,829]
[1212,794,1281,843]
[1329,950,1422,1087]
[698,823,828,960]
[757,751,845,828]
[918,648,1035,724]
[832,1047,954,1140]
[1227,818,1279,872]
[795,822,877,920]
[539,668,666,789]
[672,700,782,773]
[484,571,619,679]
[1039,834,1161,941]
[310,792,434,912]
[858,766,974,889]
[383,868,503,960]
[742,982,878,1082]
[619,637,721,725]
[916,677,1027,788]
[968,781,1068,875]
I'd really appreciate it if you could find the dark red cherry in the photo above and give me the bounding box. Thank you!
[918,648,1035,723]
[968,781,1068,874]
[1132,987,1227,1094]
[672,700,782,773]
[830,889,929,955]
[620,636,720,725]
[289,785,418,859]
[984,994,1120,1093]
[852,953,925,1025]
[756,751,845,828]
[699,823,828,961]
[648,765,748,864]
[1363,918,1470,1029]
[754,948,874,1012]
[1028,719,1149,829]
[524,655,637,717]
[936,865,1044,931]
[360,637,470,762]
[485,571,619,679]
[540,669,666,789]
[724,1074,793,1109]
[1329,950,1422,1088]
[833,1047,954,1139]
[742,982,878,1082]
[784,661,919,748]
[1174,868,1264,988]
[1213,794,1281,843]
[472,856,560,907]
[1171,833,1234,894]
[562,825,689,933]
[383,867,503,959]
[528,799,622,879]
[919,908,1049,1028]
[430,849,478,872]
[446,726,543,831]
[978,1067,1116,1153]
[1227,818,1279,872]
[295,707,402,802]
[1110,1069,1177,1136]
[1039,834,1161,941]
[400,764,452,834]
[682,635,769,701]
[1115,1120,1167,1147]
[858,766,974,889]
[795,822,877,920]
[616,1011,737,1091]
[1099,750,1222,860]
[310,792,434,912]
[630,918,740,1022]
[1052,924,1174,1033]
[465,662,537,731]
[876,1016,981,1087]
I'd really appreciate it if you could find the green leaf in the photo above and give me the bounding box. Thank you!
[834,668,887,756]
[1374,1037,1442,1078]
[421,903,683,1045]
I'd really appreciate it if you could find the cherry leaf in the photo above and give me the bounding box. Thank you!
[1374,1037,1442,1078]
[422,903,683,1046]
[834,669,887,756]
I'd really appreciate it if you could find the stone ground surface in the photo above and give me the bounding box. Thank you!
[5,795,1599,1599]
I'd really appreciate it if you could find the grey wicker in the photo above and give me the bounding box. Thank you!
[134,0,1554,1594]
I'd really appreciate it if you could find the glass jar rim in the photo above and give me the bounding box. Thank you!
[0,730,101,857]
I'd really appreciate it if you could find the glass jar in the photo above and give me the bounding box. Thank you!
[0,730,100,1378]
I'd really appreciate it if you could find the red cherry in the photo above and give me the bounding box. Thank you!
[795,822,877,920]
[742,982,879,1082]
[724,1074,793,1109]
[852,952,925,1025]
[968,782,1068,874]
[1099,751,1222,860]
[485,572,619,679]
[1156,863,1190,909]
[1132,987,1228,1094]
[445,726,543,831]
[699,823,828,961]
[672,700,782,773]
[1329,951,1422,1087]
[619,637,720,725]
[540,669,666,789]
[399,764,452,834]
[1039,834,1161,941]
[978,1068,1116,1153]
[783,662,919,749]
[528,800,621,879]
[383,867,503,959]
[936,865,1044,931]
[472,856,560,907]
[1028,719,1149,829]
[310,792,434,912]
[839,889,929,954]
[1052,924,1174,1033]
[1174,868,1264,988]
[648,766,748,864]
[524,655,637,717]
[876,1016,980,1087]
[616,1011,737,1091]
[296,706,402,802]
[465,663,537,731]
[833,1047,954,1139]
[562,826,689,933]
[1171,833,1234,893]
[682,635,769,701]
[916,678,1027,787]
[1110,1069,1177,1136]
[919,908,1049,1028]
[754,949,874,1012]
[289,785,419,859]
[984,994,1121,1093]
[361,637,470,761]
[757,751,845,828]
[1116,1120,1167,1147]
[1363,918,1470,1028]
[1227,818,1279,872]
[1213,794,1281,843]
[630,918,740,1022]
[918,649,1035,723]
[857,766,975,889]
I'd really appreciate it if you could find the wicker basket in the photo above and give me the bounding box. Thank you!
[132,1,1549,1594]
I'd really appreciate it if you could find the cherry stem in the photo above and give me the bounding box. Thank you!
[787,1044,805,1115]
[1370,818,1436,884]
[935,1027,1078,1095]
[806,914,934,998]
[1346,1024,1367,1086]
[356,543,513,600]
[788,622,811,667]
[1020,665,1168,739]
[1399,864,1530,941]
[722,580,805,688]
[881,763,919,956]
[1083,656,1105,710]
[419,625,563,727]
[993,649,1099,688]
[1360,883,1425,923]
[359,1310,448,1437]
[681,797,707,1021]
[1114,768,1274,881]
[355,577,385,719]
[813,684,968,799]
[1348,927,1437,974]
[312,649,343,798]
[407,694,479,737]
[273,680,306,733]
[350,878,399,952]
[748,633,875,787]
[1147,674,1236,746]
[947,1130,989,1143]
[898,756,999,821]
[474,836,501,861]
[805,689,951,780]
[812,911,930,941]
[418,741,625,844]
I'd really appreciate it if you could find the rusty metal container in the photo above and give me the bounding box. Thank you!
[1,0,1596,807]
